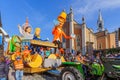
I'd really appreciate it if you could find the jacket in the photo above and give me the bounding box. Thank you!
[0,62,9,78]
[14,59,24,70]
[13,52,24,70]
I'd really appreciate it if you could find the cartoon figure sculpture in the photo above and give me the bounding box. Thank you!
[33,27,48,41]
[52,11,74,52]
[13,47,24,80]
[33,28,41,40]
[23,45,31,62]
[18,17,33,39]
[32,28,48,54]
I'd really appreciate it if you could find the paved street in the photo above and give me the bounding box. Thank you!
[8,68,58,80]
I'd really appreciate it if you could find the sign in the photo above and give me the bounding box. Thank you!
[0,34,2,45]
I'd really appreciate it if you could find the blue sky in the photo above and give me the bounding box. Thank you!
[0,0,120,41]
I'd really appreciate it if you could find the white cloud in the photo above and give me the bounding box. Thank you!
[71,0,120,32]
[73,0,120,15]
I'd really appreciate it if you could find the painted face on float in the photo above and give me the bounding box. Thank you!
[24,46,29,50]
[57,11,67,28]
[25,26,32,33]
[58,17,65,28]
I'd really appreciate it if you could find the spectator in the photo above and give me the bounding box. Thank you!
[40,47,45,59]
[75,51,83,63]
[75,52,88,76]
[45,47,51,58]
[67,53,73,62]
[0,55,9,80]
[94,52,102,64]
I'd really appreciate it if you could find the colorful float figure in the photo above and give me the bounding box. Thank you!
[11,47,24,80]
[31,28,48,54]
[18,17,33,39]
[23,45,31,62]
[33,27,48,41]
[52,11,72,53]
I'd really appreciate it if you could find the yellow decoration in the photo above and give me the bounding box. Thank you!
[24,54,31,62]
[57,11,67,22]
[48,54,57,59]
[35,28,41,38]
[60,56,66,62]
[35,28,41,31]
[27,54,43,68]
[11,53,16,61]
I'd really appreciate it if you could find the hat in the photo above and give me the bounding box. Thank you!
[35,28,41,31]
[57,11,67,22]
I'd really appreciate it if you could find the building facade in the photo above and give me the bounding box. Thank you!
[0,12,9,55]
[115,28,120,47]
[63,8,116,55]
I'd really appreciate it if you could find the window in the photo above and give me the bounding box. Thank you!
[99,43,102,49]
[76,35,80,46]
[99,23,102,28]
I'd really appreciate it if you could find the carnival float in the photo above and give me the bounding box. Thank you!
[4,11,118,80]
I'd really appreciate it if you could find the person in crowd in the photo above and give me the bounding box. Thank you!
[94,52,102,64]
[13,48,24,80]
[75,51,84,63]
[0,55,9,80]
[75,51,88,76]
[45,47,51,58]
[40,47,45,59]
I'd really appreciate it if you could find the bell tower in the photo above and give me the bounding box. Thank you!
[97,10,104,32]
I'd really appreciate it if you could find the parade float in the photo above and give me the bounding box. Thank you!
[5,11,120,80]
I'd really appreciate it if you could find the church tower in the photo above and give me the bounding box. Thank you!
[97,10,104,32]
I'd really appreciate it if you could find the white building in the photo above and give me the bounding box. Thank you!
[0,12,9,55]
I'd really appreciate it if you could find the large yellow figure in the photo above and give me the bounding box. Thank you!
[52,11,72,52]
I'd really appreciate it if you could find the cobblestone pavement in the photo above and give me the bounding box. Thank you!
[8,68,58,80]
[23,74,58,80]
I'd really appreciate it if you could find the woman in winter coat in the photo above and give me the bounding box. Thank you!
[0,55,9,80]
